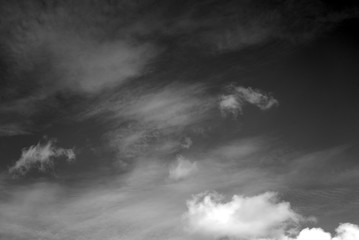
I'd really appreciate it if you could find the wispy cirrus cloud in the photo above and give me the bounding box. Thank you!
[9,139,75,176]
[0,123,30,137]
[81,83,216,161]
[0,1,159,136]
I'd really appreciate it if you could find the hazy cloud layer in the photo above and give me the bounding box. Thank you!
[81,83,216,162]
[0,0,158,134]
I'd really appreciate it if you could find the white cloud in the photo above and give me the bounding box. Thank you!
[184,190,359,240]
[333,223,359,240]
[293,228,332,240]
[169,155,198,180]
[285,223,359,240]
[183,191,300,239]
[9,139,75,176]
[219,86,278,117]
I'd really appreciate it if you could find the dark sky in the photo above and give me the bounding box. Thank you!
[1,1,359,239]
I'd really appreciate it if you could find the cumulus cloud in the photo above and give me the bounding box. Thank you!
[169,155,198,180]
[9,139,75,176]
[220,86,279,117]
[285,223,359,240]
[292,228,332,240]
[183,191,300,239]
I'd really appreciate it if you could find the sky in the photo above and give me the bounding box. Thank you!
[1,0,359,239]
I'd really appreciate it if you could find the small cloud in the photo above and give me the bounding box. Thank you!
[219,86,278,117]
[219,95,242,117]
[181,137,193,149]
[9,139,75,176]
[169,155,198,180]
[183,191,300,239]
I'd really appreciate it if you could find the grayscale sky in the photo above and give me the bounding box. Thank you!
[1,1,359,240]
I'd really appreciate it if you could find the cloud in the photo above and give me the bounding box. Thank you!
[286,223,359,240]
[82,83,215,160]
[0,139,358,240]
[0,1,158,134]
[181,137,193,149]
[292,228,332,240]
[52,39,156,94]
[9,139,75,176]
[183,191,301,239]
[0,123,29,136]
[220,86,278,117]
[169,155,198,180]
[6,24,157,94]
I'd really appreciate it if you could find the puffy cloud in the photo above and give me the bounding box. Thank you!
[9,139,75,176]
[333,223,359,240]
[183,191,300,239]
[169,155,198,180]
[293,228,332,240]
[286,223,359,240]
[220,86,278,117]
